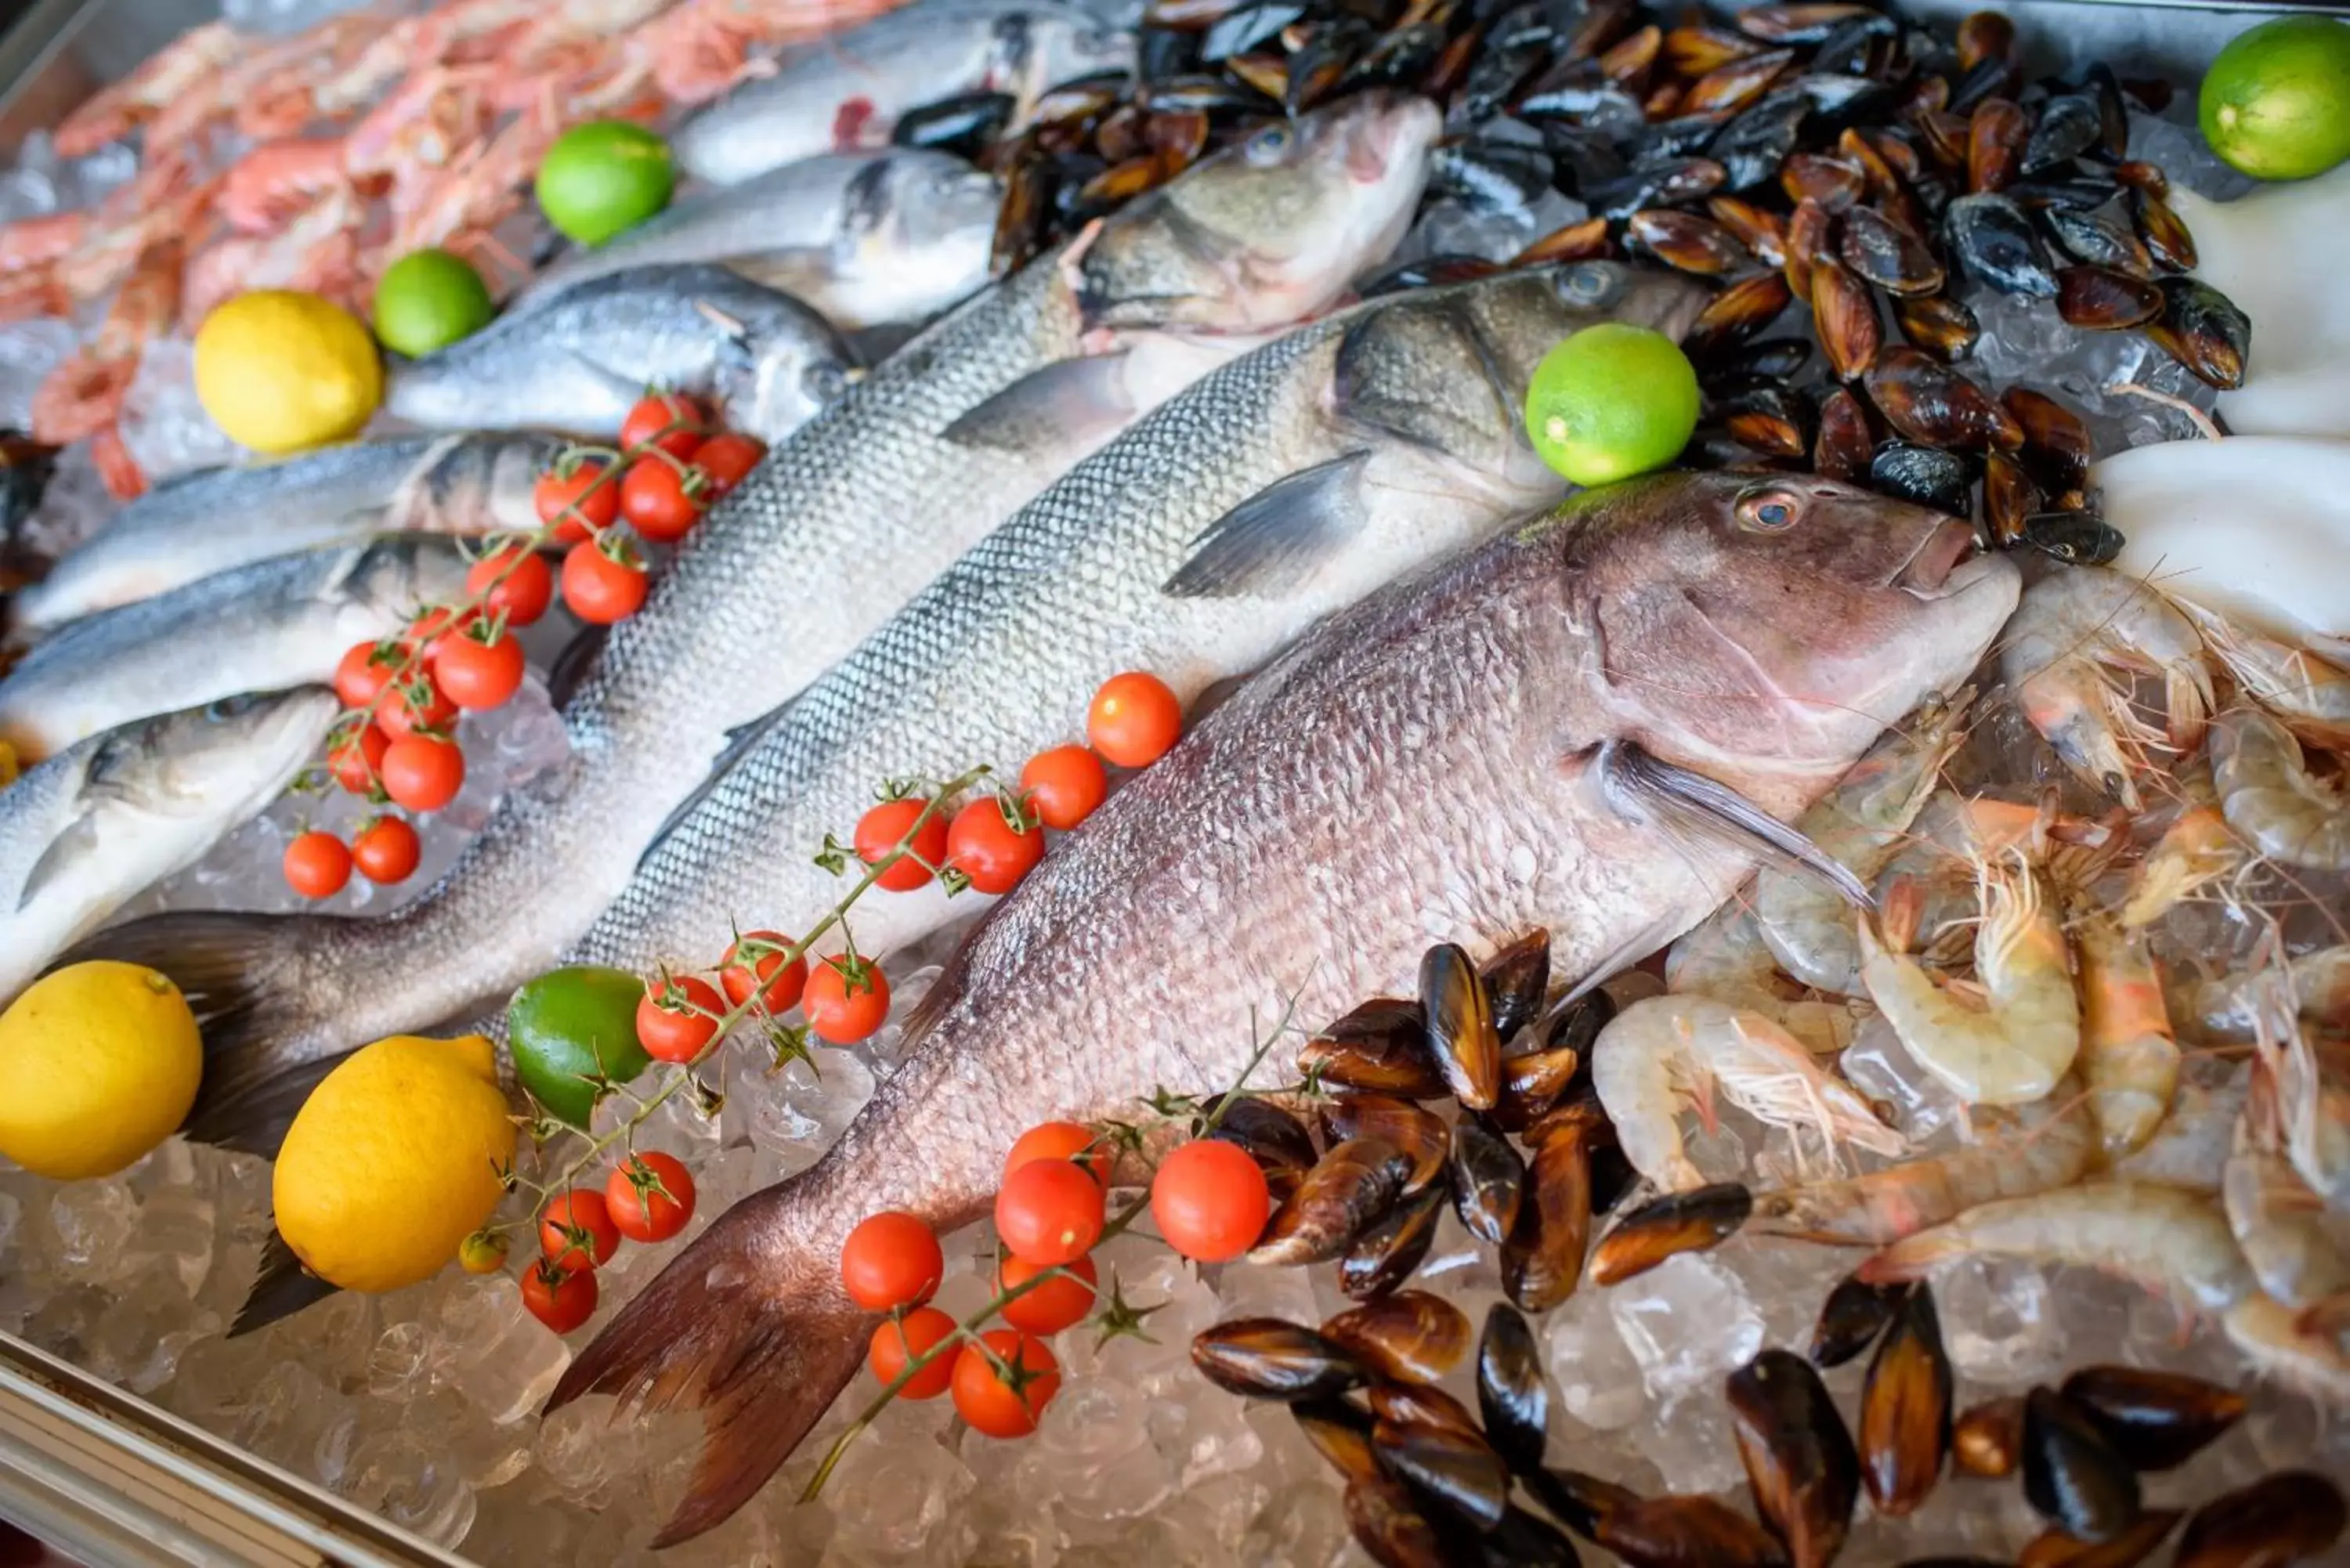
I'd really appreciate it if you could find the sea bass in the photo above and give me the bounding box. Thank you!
[0,690,337,999]
[572,261,1708,982]
[517,151,1001,332]
[7,433,555,637]
[0,537,468,763]
[551,471,2021,1543]
[672,0,1136,186]
[382,266,855,442]
[78,93,1441,1156]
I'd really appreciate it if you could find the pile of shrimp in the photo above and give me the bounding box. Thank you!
[0,0,908,491]
[1596,562,2350,1406]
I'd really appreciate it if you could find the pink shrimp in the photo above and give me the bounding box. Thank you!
[381,108,558,285]
[53,22,247,156]
[216,139,359,234]
[0,213,89,274]
[31,241,182,446]
[345,65,498,179]
[223,9,392,141]
[88,427,147,502]
[182,186,367,327]
[53,153,216,306]
[641,0,907,104]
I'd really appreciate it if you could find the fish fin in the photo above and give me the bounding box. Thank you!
[229,1227,340,1337]
[1594,739,1875,911]
[940,353,1135,453]
[14,811,99,910]
[544,621,609,712]
[1162,451,1373,599]
[548,1185,870,1545]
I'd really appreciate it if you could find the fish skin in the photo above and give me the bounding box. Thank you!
[551,471,2022,1545]
[7,433,556,637]
[0,537,469,763]
[672,0,1137,186]
[571,261,1711,983]
[518,151,1003,332]
[72,92,1441,1160]
[381,265,855,442]
[0,689,337,999]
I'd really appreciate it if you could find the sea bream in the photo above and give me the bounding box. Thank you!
[6,433,556,638]
[570,260,1709,984]
[0,690,338,999]
[517,151,1002,332]
[77,92,1442,1157]
[551,471,2022,1543]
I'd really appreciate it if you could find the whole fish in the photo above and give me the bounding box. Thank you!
[381,266,855,442]
[551,471,2022,1543]
[77,92,1441,1158]
[7,433,555,637]
[673,0,1137,186]
[518,151,1002,332]
[0,690,337,999]
[573,261,1709,982]
[0,537,469,762]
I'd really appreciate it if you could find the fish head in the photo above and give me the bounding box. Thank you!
[1031,6,1139,85]
[1075,89,1441,336]
[414,432,562,534]
[99,688,340,824]
[862,153,1002,269]
[1569,471,2019,786]
[722,297,861,443]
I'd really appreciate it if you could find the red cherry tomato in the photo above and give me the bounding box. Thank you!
[870,1307,957,1400]
[635,975,725,1064]
[854,797,950,891]
[407,604,479,665]
[561,539,648,623]
[1087,672,1183,769]
[620,392,707,460]
[327,722,388,796]
[952,1330,1061,1438]
[804,956,890,1044]
[535,459,619,543]
[333,641,396,708]
[521,1259,598,1333]
[719,929,807,1013]
[946,797,1044,896]
[282,831,351,898]
[994,1158,1104,1267]
[620,459,708,544]
[466,545,555,627]
[605,1151,696,1243]
[539,1189,621,1273]
[436,629,526,711]
[996,1252,1097,1337]
[1149,1139,1271,1263]
[377,674,455,741]
[1003,1122,1112,1188]
[350,816,421,884]
[692,432,765,497]
[840,1211,943,1311]
[380,735,464,813]
[1019,746,1108,832]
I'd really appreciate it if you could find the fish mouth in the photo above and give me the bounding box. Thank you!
[1892,515,1982,596]
[1344,91,1437,185]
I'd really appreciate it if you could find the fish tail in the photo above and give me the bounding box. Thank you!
[547,1184,870,1546]
[229,1227,340,1337]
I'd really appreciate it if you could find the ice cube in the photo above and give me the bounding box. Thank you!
[1936,1255,2064,1387]
[434,1275,572,1424]
[48,1181,138,1278]
[1544,1286,1648,1433]
[122,1185,217,1298]
[824,1427,977,1564]
[729,1048,875,1172]
[1611,1253,1765,1403]
[117,336,243,482]
[1630,1391,1748,1495]
[368,1320,433,1401]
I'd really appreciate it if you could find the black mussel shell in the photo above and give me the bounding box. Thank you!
[1727,1349,1859,1568]
[1967,96,2026,193]
[1431,138,1555,217]
[2044,193,2152,276]
[2056,1366,2247,1472]
[1500,1118,1591,1313]
[2173,1472,2347,1568]
[1526,1466,1642,1540]
[1323,1290,1472,1386]
[2145,275,2250,390]
[1809,1274,1906,1368]
[1369,1380,1482,1440]
[1423,942,1502,1109]
[1708,87,1812,190]
[1449,1115,1527,1245]
[1197,0,1297,61]
[1340,1183,1447,1300]
[2021,1386,2141,1543]
[2018,509,2124,566]
[1946,191,2057,296]
[1588,1143,1639,1215]
[1813,385,1875,482]
[2021,92,2102,175]
[1343,1472,1450,1568]
[1839,207,1945,295]
[2001,385,2091,492]
[1477,1302,1549,1474]
[1584,157,1727,220]
[1737,3,1892,46]
[892,91,1016,157]
[1492,1046,1582,1133]
[1709,337,1813,382]
[1630,209,1755,277]
[2056,265,2163,330]
[1295,1395,1380,1481]
[1685,46,1797,117]
[1983,450,2043,544]
[2135,191,2196,272]
[1251,1137,1413,1265]
[1480,930,1552,1042]
[1870,441,1976,515]
[1192,1317,1369,1400]
[1589,1183,1753,1285]
[1600,1494,1793,1567]
[1321,1093,1449,1194]
[1300,998,1447,1099]
[1864,347,2023,450]
[1859,1284,1952,1516]
[1544,988,1614,1055]
[1202,1093,1318,1180]
[1374,1417,1510,1532]
[1477,1508,1582,1568]
[1686,273,1793,358]
[1137,25,1199,81]
[2016,1510,2182,1566]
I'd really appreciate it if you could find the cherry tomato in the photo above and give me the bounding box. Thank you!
[535,459,619,543]
[350,816,421,884]
[840,1211,943,1311]
[636,974,724,1064]
[719,929,806,1013]
[620,392,707,460]
[620,459,708,544]
[380,734,464,813]
[377,674,455,741]
[1149,1139,1271,1263]
[951,1330,1060,1438]
[946,797,1044,896]
[327,722,388,796]
[1020,746,1107,832]
[605,1151,696,1243]
[561,539,648,624]
[333,641,397,708]
[1003,1122,1112,1188]
[466,545,555,626]
[854,797,949,891]
[407,604,478,664]
[539,1189,621,1273]
[804,955,890,1045]
[996,1252,1097,1336]
[994,1158,1103,1267]
[869,1307,957,1400]
[522,1259,598,1333]
[457,1230,508,1275]
[282,831,351,898]
[692,432,765,496]
[1087,672,1183,769]
[436,629,526,711]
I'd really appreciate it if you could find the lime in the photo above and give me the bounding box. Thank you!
[372,248,495,358]
[193,290,381,453]
[2201,16,2350,181]
[1524,323,1700,487]
[537,121,674,246]
[0,961,201,1180]
[508,966,653,1129]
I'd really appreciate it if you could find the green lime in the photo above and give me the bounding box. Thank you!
[536,121,674,246]
[507,966,653,1129]
[371,249,495,358]
[2200,16,2350,181]
[1524,323,1700,488]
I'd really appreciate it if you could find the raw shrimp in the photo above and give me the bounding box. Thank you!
[1999,566,2216,811]
[1591,995,1902,1194]
[52,21,245,156]
[344,65,497,183]
[183,189,366,327]
[1864,792,2049,968]
[0,214,89,275]
[2261,976,2350,1209]
[31,241,180,446]
[2189,605,2350,751]
[52,153,215,307]
[216,139,360,235]
[2120,801,2242,930]
[386,104,564,277]
[2225,1061,2350,1310]
[223,10,392,142]
[2110,1075,2246,1192]
[2222,1294,2350,1404]
[2210,706,2350,874]
[1859,850,2081,1106]
[2172,948,2350,1044]
[1663,902,1861,1055]
[2073,909,2181,1157]
[639,0,911,104]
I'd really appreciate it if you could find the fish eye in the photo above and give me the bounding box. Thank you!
[803,362,850,404]
[205,695,257,721]
[1244,122,1295,167]
[1735,483,1803,532]
[1558,263,1618,305]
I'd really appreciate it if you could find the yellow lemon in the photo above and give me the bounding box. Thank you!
[274,1034,515,1293]
[193,290,383,454]
[0,962,202,1180]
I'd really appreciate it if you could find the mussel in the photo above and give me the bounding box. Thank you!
[1422,943,1502,1109]
[2021,1386,2141,1543]
[1588,1182,1753,1284]
[1479,1508,1583,1568]
[2056,266,2163,331]
[1708,196,1790,265]
[1864,348,2023,450]
[1808,256,1881,381]
[1477,1303,1549,1473]
[2172,1472,2347,1568]
[1373,1417,1510,1531]
[1491,1046,1582,1133]
[2016,509,2125,565]
[1983,450,2042,543]
[1583,156,1727,219]
[1499,1112,1592,1312]
[1893,291,1982,361]
[1868,441,1975,516]
[1838,207,1945,295]
[2144,275,2250,389]
[1727,1349,1859,1568]
[1480,929,1552,1041]
[2015,1508,2182,1567]
[1203,1093,1318,1198]
[2044,193,2153,276]
[1596,1494,1793,1567]
[2002,386,2092,493]
[1295,1395,1380,1481]
[1629,209,1755,276]
[1343,1472,1451,1568]
[2056,1365,2247,1472]
[1430,139,1556,216]
[2020,91,2102,175]
[1524,1465,1643,1540]
[1808,1271,1906,1367]
[892,91,1018,157]
[1322,1290,1471,1386]
[1813,385,1875,482]
[1340,1183,1448,1299]
[1951,1395,2025,1478]
[1685,272,1792,357]
[1781,151,1865,212]
[1512,215,1613,266]
[1708,87,1813,190]
[1859,1284,1951,1516]
[1965,96,2026,192]
[1448,1115,1527,1245]
[1783,197,1834,298]
[1737,3,1891,46]
[1946,191,2058,295]
[1192,1317,1368,1400]
[1368,1380,1482,1440]
[1321,1094,1450,1194]
[1250,1137,1412,1265]
[1719,379,1817,456]
[2134,191,2196,272]
[1300,999,1448,1099]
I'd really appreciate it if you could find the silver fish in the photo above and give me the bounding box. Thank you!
[0,536,469,762]
[573,261,1709,982]
[77,92,1440,1158]
[519,151,1002,332]
[382,266,855,441]
[673,0,1136,186]
[7,433,554,638]
[550,471,2020,1544]
[0,690,337,999]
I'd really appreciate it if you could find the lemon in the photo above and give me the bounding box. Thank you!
[0,739,16,788]
[372,249,496,358]
[2201,16,2350,182]
[193,290,382,454]
[1524,323,1701,487]
[0,962,201,1180]
[537,121,674,246]
[273,1034,515,1293]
